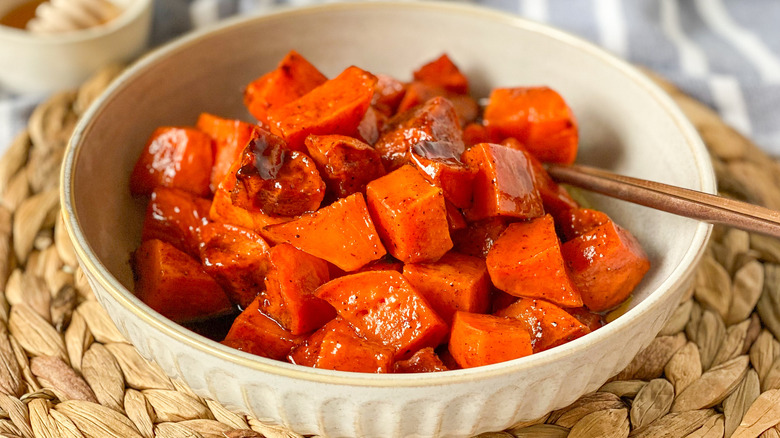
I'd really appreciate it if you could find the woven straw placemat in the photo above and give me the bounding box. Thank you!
[0,65,778,438]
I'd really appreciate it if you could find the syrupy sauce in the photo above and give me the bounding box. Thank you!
[0,0,47,29]
[181,311,239,342]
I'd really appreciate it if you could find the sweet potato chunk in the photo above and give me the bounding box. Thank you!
[243,50,327,124]
[449,312,532,368]
[557,208,610,242]
[409,141,477,209]
[129,127,214,197]
[461,142,544,222]
[463,123,490,147]
[262,193,386,271]
[223,295,305,360]
[316,271,448,359]
[366,165,452,264]
[486,215,583,307]
[374,96,464,170]
[484,87,578,164]
[199,223,270,309]
[396,82,479,127]
[262,243,333,335]
[561,221,650,312]
[445,200,467,232]
[304,134,386,198]
[372,74,406,117]
[567,307,605,332]
[413,54,469,95]
[495,298,590,352]
[402,252,490,324]
[141,187,210,258]
[394,347,448,373]
[196,113,260,191]
[451,217,509,258]
[267,66,377,151]
[314,329,394,373]
[287,317,353,367]
[133,239,231,323]
[232,133,325,217]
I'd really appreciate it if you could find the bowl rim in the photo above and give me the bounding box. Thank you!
[0,0,152,43]
[61,1,715,388]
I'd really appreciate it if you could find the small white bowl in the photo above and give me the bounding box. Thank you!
[62,3,715,437]
[0,0,152,94]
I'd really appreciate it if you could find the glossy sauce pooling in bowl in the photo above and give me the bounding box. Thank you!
[128,50,651,373]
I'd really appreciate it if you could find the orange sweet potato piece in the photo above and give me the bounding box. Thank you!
[394,347,448,373]
[223,295,305,360]
[495,298,590,352]
[445,200,467,232]
[196,113,260,191]
[463,123,490,147]
[409,141,477,209]
[413,54,469,95]
[232,133,325,217]
[129,127,214,197]
[402,252,490,324]
[314,329,395,373]
[396,82,478,127]
[141,187,210,258]
[461,143,544,221]
[567,307,605,332]
[449,312,532,368]
[267,66,377,151]
[133,239,232,323]
[356,106,383,145]
[366,165,452,264]
[199,222,270,309]
[451,217,509,258]
[484,87,578,164]
[288,317,353,367]
[304,134,386,198]
[561,221,650,312]
[262,193,386,271]
[486,215,583,307]
[262,243,333,335]
[372,74,406,117]
[557,208,611,242]
[243,50,327,124]
[316,271,448,359]
[374,96,465,170]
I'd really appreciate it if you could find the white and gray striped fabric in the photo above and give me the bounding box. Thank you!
[2,0,779,156]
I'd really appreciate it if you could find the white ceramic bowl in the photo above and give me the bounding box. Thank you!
[61,3,715,437]
[0,0,152,94]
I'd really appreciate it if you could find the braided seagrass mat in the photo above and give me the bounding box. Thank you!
[0,65,779,438]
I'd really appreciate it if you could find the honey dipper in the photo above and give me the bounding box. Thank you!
[27,0,121,34]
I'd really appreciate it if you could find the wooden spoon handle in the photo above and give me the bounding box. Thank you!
[546,163,780,239]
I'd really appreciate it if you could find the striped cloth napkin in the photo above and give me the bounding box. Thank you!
[1,0,779,156]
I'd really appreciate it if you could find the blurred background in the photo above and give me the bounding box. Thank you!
[1,0,778,156]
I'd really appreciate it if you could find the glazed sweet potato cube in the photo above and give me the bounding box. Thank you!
[396,82,479,127]
[413,54,469,95]
[314,329,395,373]
[316,271,448,359]
[567,307,605,332]
[449,312,532,368]
[461,143,544,222]
[486,215,583,307]
[243,50,327,124]
[557,208,611,242]
[402,252,490,324]
[409,141,477,209]
[232,133,325,217]
[366,165,452,264]
[129,127,214,197]
[561,221,650,312]
[288,317,354,367]
[451,217,509,258]
[262,193,386,271]
[262,243,333,335]
[133,239,232,323]
[196,113,260,191]
[374,96,465,170]
[267,66,377,151]
[199,223,270,309]
[304,134,386,198]
[484,87,578,164]
[463,123,490,148]
[495,298,590,352]
[356,106,383,145]
[223,295,306,360]
[372,74,406,117]
[394,347,448,373]
[501,138,579,222]
[141,187,211,258]
[445,201,467,232]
